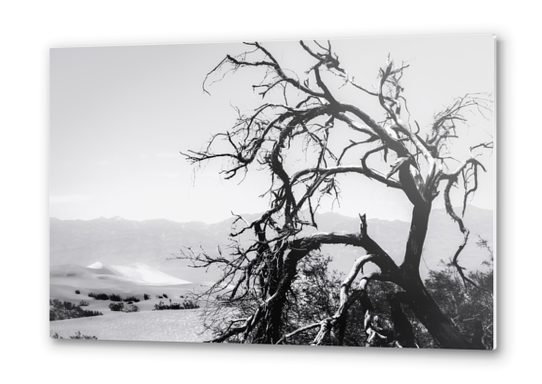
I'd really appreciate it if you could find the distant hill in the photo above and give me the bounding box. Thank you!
[311,206,494,277]
[50,206,493,282]
[50,216,228,282]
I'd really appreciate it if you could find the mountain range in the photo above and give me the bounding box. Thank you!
[50,206,493,282]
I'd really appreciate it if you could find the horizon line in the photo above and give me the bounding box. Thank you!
[49,204,493,225]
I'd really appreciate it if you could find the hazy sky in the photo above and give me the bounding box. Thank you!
[50,35,495,223]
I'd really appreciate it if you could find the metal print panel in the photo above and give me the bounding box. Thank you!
[50,35,495,349]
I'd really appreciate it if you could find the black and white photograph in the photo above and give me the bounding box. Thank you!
[49,35,495,349]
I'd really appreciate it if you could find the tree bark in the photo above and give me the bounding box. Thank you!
[388,292,416,348]
[399,203,473,349]
[252,297,284,344]
[404,280,472,348]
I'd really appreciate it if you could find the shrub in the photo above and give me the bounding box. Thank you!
[70,331,98,340]
[79,300,89,306]
[123,296,140,303]
[50,299,103,321]
[163,294,168,299]
[109,302,125,312]
[109,302,140,313]
[52,331,98,340]
[75,290,81,294]
[124,304,139,313]
[153,299,200,311]
[88,292,109,300]
[144,293,150,300]
[181,299,199,309]
[109,293,122,302]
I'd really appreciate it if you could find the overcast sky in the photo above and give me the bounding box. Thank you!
[50,34,495,223]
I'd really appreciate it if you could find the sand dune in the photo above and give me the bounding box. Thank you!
[50,262,205,307]
[50,262,211,343]
[51,262,191,285]
[86,262,191,285]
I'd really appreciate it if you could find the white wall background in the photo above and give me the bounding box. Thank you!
[0,1,536,382]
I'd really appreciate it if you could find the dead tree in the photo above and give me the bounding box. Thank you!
[182,40,493,348]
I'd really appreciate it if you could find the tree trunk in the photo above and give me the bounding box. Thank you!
[404,278,473,348]
[388,292,416,348]
[252,258,284,343]
[399,203,473,349]
[252,298,285,344]
[251,248,298,344]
